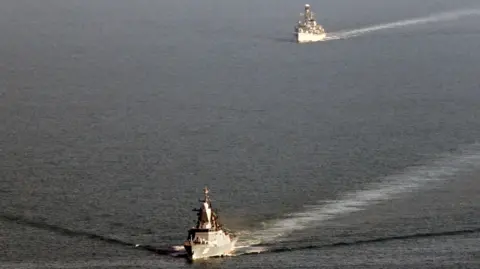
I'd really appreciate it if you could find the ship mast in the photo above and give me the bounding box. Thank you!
[203,186,210,203]
[194,186,221,230]
[303,4,316,25]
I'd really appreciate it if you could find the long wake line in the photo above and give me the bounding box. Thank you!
[239,227,480,256]
[325,8,480,41]
[242,143,480,244]
[0,214,173,255]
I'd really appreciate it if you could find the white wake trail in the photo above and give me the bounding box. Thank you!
[325,9,480,40]
[243,143,480,245]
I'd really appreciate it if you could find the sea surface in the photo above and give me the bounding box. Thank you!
[1,0,480,268]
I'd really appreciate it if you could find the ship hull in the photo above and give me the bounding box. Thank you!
[295,32,326,43]
[184,238,237,261]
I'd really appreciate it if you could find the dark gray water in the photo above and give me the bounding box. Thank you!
[1,0,480,268]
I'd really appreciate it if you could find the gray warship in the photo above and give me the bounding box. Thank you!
[183,187,237,260]
[294,4,326,43]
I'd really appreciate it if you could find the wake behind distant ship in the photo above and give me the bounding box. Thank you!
[294,4,326,43]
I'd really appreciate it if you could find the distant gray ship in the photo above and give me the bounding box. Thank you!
[294,4,326,43]
[183,187,237,260]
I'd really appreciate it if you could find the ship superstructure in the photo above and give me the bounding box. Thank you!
[183,187,237,260]
[294,4,326,43]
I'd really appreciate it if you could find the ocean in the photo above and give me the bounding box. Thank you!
[1,0,479,268]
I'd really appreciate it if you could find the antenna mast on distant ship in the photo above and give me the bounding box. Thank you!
[294,4,326,43]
